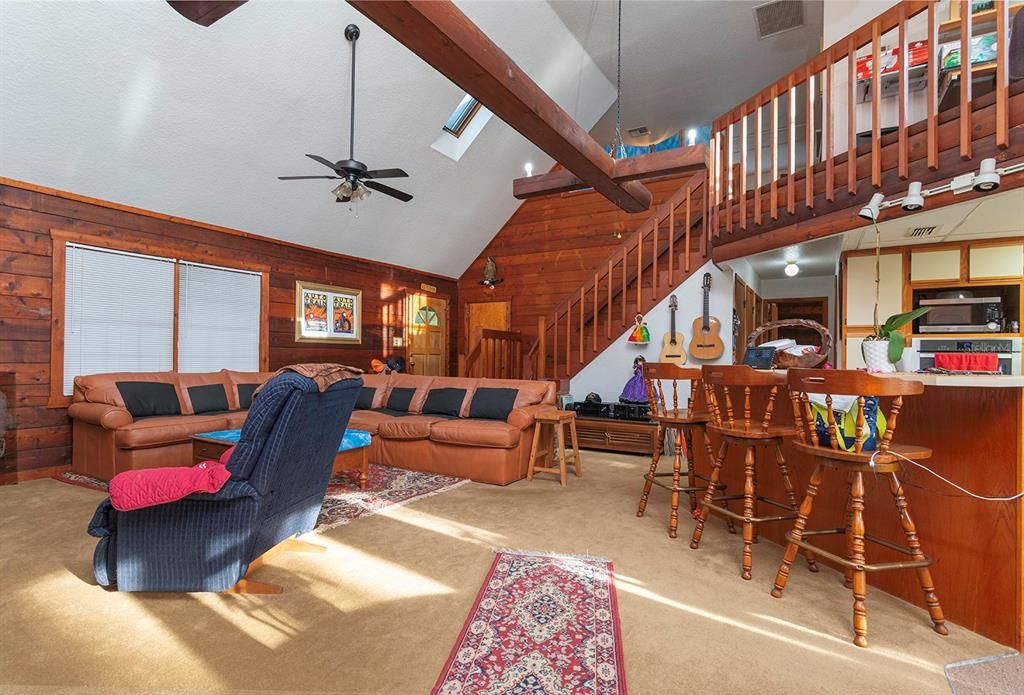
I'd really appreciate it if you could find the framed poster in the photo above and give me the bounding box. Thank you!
[295,280,362,343]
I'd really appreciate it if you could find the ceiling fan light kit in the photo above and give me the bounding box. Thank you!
[278,24,413,204]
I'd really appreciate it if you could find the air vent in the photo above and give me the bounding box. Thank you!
[906,225,940,238]
[627,126,650,137]
[754,1,805,39]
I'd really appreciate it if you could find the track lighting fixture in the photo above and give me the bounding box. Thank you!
[902,182,924,211]
[858,193,885,221]
[973,158,1000,192]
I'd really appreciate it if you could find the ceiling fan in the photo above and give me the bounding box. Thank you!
[278,24,412,204]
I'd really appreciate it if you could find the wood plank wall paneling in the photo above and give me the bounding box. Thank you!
[0,183,457,478]
[457,176,692,353]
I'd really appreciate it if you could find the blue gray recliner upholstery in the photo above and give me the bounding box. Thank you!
[87,372,361,592]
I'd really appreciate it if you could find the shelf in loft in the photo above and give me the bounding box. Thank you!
[937,3,1023,36]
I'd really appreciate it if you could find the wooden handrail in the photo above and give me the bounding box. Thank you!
[460,328,528,379]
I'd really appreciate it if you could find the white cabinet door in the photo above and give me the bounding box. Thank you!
[969,243,1024,280]
[846,252,903,327]
[845,336,866,369]
[910,248,961,283]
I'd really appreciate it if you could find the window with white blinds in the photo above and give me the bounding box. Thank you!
[63,244,176,395]
[177,262,261,373]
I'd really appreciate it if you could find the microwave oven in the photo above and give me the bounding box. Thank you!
[917,294,1003,333]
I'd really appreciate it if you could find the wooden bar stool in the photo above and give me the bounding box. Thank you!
[771,369,947,648]
[690,365,818,580]
[527,409,582,486]
[636,363,735,538]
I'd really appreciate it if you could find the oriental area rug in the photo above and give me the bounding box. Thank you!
[433,550,627,695]
[52,464,468,531]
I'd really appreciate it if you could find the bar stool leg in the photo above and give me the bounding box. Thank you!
[527,421,543,481]
[700,430,736,534]
[741,445,756,580]
[773,444,818,572]
[843,471,854,589]
[637,425,666,517]
[772,463,824,598]
[557,422,568,487]
[750,447,760,545]
[669,427,684,538]
[888,472,948,636]
[690,441,729,549]
[682,426,697,512]
[569,419,582,477]
[850,471,869,648]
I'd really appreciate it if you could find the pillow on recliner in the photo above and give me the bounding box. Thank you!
[115,382,181,418]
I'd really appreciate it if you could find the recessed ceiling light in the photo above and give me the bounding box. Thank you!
[784,262,799,277]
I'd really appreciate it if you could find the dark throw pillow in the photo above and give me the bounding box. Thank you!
[115,381,181,419]
[355,387,376,410]
[468,387,518,421]
[237,383,260,410]
[386,387,416,413]
[187,384,230,414]
[423,388,466,417]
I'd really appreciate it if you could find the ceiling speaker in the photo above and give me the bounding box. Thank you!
[754,1,805,39]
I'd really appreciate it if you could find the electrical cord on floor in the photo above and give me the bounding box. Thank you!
[870,449,1024,502]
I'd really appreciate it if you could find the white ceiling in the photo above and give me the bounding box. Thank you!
[0,1,614,277]
[550,0,824,146]
[745,234,844,280]
[842,188,1024,250]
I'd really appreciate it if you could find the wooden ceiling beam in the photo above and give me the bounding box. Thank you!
[347,0,653,213]
[512,144,707,200]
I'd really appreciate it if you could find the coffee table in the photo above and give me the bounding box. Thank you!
[192,428,372,489]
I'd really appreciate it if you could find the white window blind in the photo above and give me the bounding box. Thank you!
[177,261,261,373]
[63,244,176,395]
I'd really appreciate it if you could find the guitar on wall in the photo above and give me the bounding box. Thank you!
[658,294,687,365]
[688,272,725,360]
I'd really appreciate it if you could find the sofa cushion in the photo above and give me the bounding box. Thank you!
[422,388,466,417]
[116,382,182,419]
[224,410,249,429]
[355,387,377,410]
[360,373,390,408]
[468,387,518,421]
[114,414,231,450]
[223,370,275,409]
[429,419,521,449]
[383,374,431,413]
[479,379,553,408]
[187,384,230,414]
[237,383,260,409]
[348,409,399,435]
[418,376,478,416]
[378,415,446,441]
[386,387,416,412]
[73,371,182,408]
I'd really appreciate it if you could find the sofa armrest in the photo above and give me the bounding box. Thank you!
[68,402,133,429]
[507,404,559,430]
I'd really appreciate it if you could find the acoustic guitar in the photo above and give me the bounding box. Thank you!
[657,294,687,365]
[688,272,724,360]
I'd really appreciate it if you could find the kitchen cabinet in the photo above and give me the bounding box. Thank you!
[845,252,903,327]
[970,243,1024,280]
[910,248,961,283]
[844,336,867,369]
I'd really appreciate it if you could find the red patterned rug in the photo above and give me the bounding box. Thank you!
[433,550,627,695]
[52,465,468,531]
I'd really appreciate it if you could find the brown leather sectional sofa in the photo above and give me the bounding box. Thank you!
[69,369,557,485]
[349,373,557,485]
[69,369,274,480]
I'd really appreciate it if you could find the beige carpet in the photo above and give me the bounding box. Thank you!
[0,451,1009,694]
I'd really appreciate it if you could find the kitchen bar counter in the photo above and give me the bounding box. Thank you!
[692,377,1024,650]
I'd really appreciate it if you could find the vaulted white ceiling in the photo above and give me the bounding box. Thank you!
[1,1,825,278]
[0,1,612,277]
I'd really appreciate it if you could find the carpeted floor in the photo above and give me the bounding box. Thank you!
[0,451,1011,694]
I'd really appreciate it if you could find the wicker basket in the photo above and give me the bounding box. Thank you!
[746,319,832,369]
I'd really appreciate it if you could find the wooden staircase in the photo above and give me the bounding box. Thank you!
[526,171,711,381]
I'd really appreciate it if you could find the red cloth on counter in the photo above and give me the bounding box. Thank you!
[933,352,998,372]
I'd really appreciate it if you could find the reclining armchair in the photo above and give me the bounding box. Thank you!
[88,372,361,592]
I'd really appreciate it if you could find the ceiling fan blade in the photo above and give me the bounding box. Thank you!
[364,168,409,179]
[363,180,413,202]
[278,175,340,180]
[306,154,344,173]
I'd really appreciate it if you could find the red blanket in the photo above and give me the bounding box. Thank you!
[109,446,234,512]
[933,352,998,372]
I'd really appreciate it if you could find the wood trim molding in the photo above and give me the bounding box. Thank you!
[1,177,457,282]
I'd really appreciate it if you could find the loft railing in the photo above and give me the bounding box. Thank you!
[459,328,531,379]
[708,0,1019,243]
[531,172,708,380]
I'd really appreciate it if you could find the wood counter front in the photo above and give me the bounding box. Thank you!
[691,381,1024,650]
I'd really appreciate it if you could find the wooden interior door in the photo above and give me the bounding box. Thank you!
[466,301,510,352]
[407,294,448,376]
[765,297,830,358]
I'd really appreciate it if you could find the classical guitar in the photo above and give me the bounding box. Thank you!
[688,272,725,360]
[658,294,687,365]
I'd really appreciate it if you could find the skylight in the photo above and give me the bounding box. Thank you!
[443,95,481,137]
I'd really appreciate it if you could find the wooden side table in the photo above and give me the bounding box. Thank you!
[527,410,582,486]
